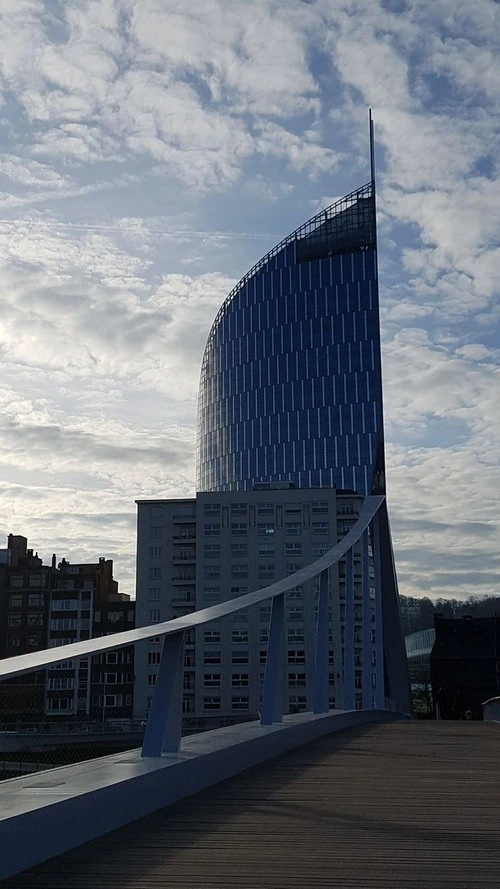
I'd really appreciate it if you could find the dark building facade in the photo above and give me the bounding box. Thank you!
[0,537,135,724]
[197,181,385,496]
[431,615,500,719]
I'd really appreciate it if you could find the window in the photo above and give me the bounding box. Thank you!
[257,503,274,515]
[285,543,302,555]
[8,614,21,627]
[50,618,77,631]
[285,523,301,535]
[203,673,220,687]
[231,696,249,711]
[183,674,194,690]
[231,673,249,687]
[259,650,267,664]
[204,651,221,665]
[288,650,306,665]
[106,611,125,623]
[150,506,163,516]
[151,526,162,538]
[257,523,274,536]
[10,575,23,588]
[313,543,329,557]
[231,523,247,536]
[312,522,329,535]
[288,673,306,687]
[204,588,220,604]
[47,698,72,712]
[288,629,304,644]
[232,650,248,665]
[8,635,21,648]
[258,564,274,579]
[204,630,220,644]
[204,523,220,536]
[9,594,23,607]
[259,606,271,622]
[231,564,248,578]
[149,567,162,580]
[105,694,123,707]
[182,697,192,713]
[148,651,161,665]
[288,606,304,622]
[259,629,269,644]
[289,695,307,712]
[203,696,221,710]
[48,677,74,690]
[51,599,78,611]
[287,587,303,599]
[312,502,329,514]
[257,544,274,557]
[204,544,220,558]
[231,543,247,555]
[27,593,44,606]
[177,547,194,560]
[231,586,247,597]
[148,588,161,601]
[231,503,247,515]
[149,610,161,623]
[148,674,157,686]
[150,546,162,557]
[340,502,354,515]
[204,503,220,514]
[232,630,248,644]
[286,564,302,575]
[27,614,44,626]
[29,574,45,587]
[204,566,221,580]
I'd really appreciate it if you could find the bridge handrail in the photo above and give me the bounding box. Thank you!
[0,495,384,682]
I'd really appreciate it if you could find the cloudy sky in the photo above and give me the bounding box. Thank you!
[0,0,498,602]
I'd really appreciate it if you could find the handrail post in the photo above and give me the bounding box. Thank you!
[372,513,385,708]
[361,529,372,709]
[261,594,285,725]
[343,546,355,711]
[141,630,185,757]
[313,568,329,714]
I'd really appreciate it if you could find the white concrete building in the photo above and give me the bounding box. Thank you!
[134,486,379,724]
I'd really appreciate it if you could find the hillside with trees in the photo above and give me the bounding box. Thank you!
[399,595,500,637]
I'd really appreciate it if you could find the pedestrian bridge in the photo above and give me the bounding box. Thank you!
[1,497,412,882]
[2,719,499,888]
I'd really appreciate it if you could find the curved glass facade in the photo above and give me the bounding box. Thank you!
[197,181,385,496]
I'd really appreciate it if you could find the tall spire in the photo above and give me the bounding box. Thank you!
[369,109,376,185]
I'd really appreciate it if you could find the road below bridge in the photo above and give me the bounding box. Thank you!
[3,720,499,888]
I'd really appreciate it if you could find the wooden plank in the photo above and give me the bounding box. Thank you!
[3,722,500,888]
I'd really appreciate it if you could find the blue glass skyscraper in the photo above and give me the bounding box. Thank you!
[197,131,385,496]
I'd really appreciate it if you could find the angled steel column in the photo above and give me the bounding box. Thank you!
[343,546,355,711]
[372,512,385,708]
[330,559,343,709]
[313,568,330,714]
[141,630,185,757]
[361,529,372,709]
[261,593,285,725]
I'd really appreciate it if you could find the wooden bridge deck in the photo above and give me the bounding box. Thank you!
[3,720,499,889]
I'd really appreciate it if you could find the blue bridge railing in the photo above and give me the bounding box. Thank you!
[0,495,385,758]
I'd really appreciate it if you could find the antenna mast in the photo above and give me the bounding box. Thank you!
[369,108,376,184]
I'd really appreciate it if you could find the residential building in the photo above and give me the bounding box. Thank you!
[0,536,135,723]
[134,488,378,722]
